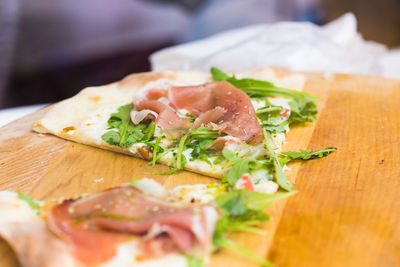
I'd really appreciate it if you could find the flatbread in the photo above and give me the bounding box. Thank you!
[0,179,216,267]
[32,68,306,178]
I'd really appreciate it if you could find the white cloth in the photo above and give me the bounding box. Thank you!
[0,104,46,128]
[151,13,400,80]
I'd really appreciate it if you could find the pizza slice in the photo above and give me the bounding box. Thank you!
[32,67,326,192]
[0,178,293,267]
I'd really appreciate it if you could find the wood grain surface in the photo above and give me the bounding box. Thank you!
[0,73,399,267]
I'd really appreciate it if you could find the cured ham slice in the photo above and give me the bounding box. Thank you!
[168,84,215,116]
[135,100,191,135]
[130,109,158,125]
[48,186,218,265]
[191,107,226,130]
[134,81,263,143]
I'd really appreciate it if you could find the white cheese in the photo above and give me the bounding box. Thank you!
[282,165,291,172]
[177,109,191,116]
[253,181,279,194]
[251,99,267,110]
[0,191,42,223]
[267,97,291,110]
[169,184,221,204]
[133,178,167,197]
[153,125,163,137]
[250,169,273,183]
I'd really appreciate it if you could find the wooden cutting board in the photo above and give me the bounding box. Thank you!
[0,73,399,267]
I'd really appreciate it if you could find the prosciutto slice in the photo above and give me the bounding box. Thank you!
[134,81,263,143]
[135,100,191,136]
[48,186,218,266]
[191,107,226,130]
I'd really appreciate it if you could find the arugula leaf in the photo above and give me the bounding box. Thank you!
[222,149,239,162]
[187,139,215,165]
[147,167,178,175]
[216,191,250,217]
[262,121,289,134]
[288,98,318,123]
[213,156,225,165]
[225,159,252,186]
[279,147,337,166]
[186,255,204,267]
[17,192,41,214]
[222,149,264,187]
[256,105,290,134]
[215,239,274,267]
[101,104,154,148]
[143,122,156,141]
[213,191,270,245]
[255,106,282,115]
[124,124,146,148]
[263,129,293,191]
[212,189,295,266]
[101,131,120,146]
[152,137,164,164]
[211,67,318,124]
[210,66,229,81]
[216,190,295,216]
[185,113,196,123]
[129,177,141,184]
[176,126,222,170]
[239,190,297,210]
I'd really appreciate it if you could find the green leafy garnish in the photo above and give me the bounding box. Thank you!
[17,192,41,214]
[255,106,282,115]
[222,149,239,162]
[215,239,274,267]
[176,126,222,170]
[186,255,204,267]
[222,149,264,187]
[262,129,293,191]
[147,167,178,175]
[187,139,216,166]
[210,67,230,81]
[212,189,296,266]
[149,136,164,167]
[143,121,156,141]
[185,113,196,123]
[129,177,141,184]
[101,104,154,148]
[211,67,318,124]
[215,190,295,219]
[225,159,253,186]
[279,147,337,166]
[256,105,289,134]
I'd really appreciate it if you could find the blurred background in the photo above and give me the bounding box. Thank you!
[0,0,399,109]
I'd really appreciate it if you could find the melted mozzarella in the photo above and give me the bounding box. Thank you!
[0,191,41,224]
[251,99,267,110]
[253,181,279,194]
[169,184,223,204]
[133,178,167,197]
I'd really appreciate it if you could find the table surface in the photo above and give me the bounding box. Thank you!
[0,73,399,267]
